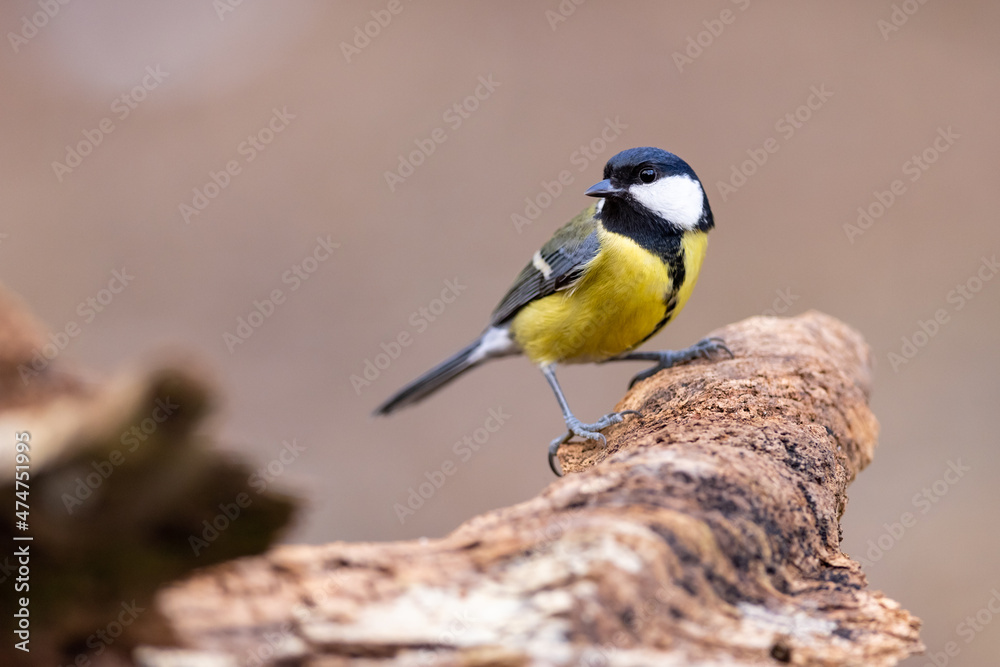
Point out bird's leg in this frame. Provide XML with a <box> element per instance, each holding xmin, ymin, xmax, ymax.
<box><xmin>610</xmin><ymin>337</ymin><xmax>733</xmax><ymax>389</ymax></box>
<box><xmin>541</xmin><ymin>364</ymin><xmax>640</xmax><ymax>476</ymax></box>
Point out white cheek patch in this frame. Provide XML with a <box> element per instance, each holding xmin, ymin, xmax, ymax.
<box><xmin>629</xmin><ymin>175</ymin><xmax>705</xmax><ymax>230</ymax></box>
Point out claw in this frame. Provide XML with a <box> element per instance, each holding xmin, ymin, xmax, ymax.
<box><xmin>628</xmin><ymin>366</ymin><xmax>659</xmax><ymax>389</ymax></box>
<box><xmin>548</xmin><ymin>433</ymin><xmax>570</xmax><ymax>476</ymax></box>
<box><xmin>696</xmin><ymin>337</ymin><xmax>733</xmax><ymax>360</ymax></box>
<box><xmin>628</xmin><ymin>337</ymin><xmax>732</xmax><ymax>387</ymax></box>
<box><xmin>548</xmin><ymin>409</ymin><xmax>641</xmax><ymax>476</ymax></box>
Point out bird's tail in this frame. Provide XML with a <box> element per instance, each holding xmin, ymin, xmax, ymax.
<box><xmin>373</xmin><ymin>328</ymin><xmax>516</xmax><ymax>415</ymax></box>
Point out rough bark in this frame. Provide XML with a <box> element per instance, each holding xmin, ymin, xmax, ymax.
<box><xmin>140</xmin><ymin>311</ymin><xmax>922</xmax><ymax>666</ymax></box>
<box><xmin>0</xmin><ymin>287</ymin><xmax>296</xmax><ymax>667</ymax></box>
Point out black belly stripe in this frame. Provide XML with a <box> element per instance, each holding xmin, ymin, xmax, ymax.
<box><xmin>663</xmin><ymin>293</ymin><xmax>678</xmax><ymax>320</ymax></box>
<box><xmin>637</xmin><ymin>291</ymin><xmax>677</xmax><ymax>345</ymax></box>
<box><xmin>596</xmin><ymin>204</ymin><xmax>693</xmax><ymax>349</ymax></box>
<box><xmin>634</xmin><ymin>246</ymin><xmax>686</xmax><ymax>348</ymax></box>
<box><xmin>663</xmin><ymin>243</ymin><xmax>686</xmax><ymax>296</ymax></box>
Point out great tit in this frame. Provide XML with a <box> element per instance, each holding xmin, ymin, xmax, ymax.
<box><xmin>375</xmin><ymin>146</ymin><xmax>730</xmax><ymax>475</ymax></box>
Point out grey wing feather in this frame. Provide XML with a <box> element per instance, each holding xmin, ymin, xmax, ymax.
<box><xmin>489</xmin><ymin>209</ymin><xmax>600</xmax><ymax>326</ymax></box>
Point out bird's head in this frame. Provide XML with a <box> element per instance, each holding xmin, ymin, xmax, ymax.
<box><xmin>586</xmin><ymin>147</ymin><xmax>713</xmax><ymax>233</ymax></box>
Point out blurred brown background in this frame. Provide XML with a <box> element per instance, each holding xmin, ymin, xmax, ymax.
<box><xmin>1</xmin><ymin>1</ymin><xmax>998</xmax><ymax>664</ymax></box>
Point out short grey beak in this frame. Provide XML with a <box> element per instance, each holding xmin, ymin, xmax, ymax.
<box><xmin>585</xmin><ymin>179</ymin><xmax>624</xmax><ymax>198</ymax></box>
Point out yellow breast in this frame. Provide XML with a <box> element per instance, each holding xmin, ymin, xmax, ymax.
<box><xmin>510</xmin><ymin>227</ymin><xmax>708</xmax><ymax>365</ymax></box>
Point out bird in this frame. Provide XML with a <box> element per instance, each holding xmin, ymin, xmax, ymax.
<box><xmin>374</xmin><ymin>146</ymin><xmax>731</xmax><ymax>475</ymax></box>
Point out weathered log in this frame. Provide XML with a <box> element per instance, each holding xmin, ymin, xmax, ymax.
<box><xmin>139</xmin><ymin>311</ymin><xmax>922</xmax><ymax>666</ymax></box>
<box><xmin>0</xmin><ymin>287</ymin><xmax>296</xmax><ymax>667</ymax></box>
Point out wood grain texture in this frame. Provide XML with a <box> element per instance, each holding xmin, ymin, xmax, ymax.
<box><xmin>145</xmin><ymin>311</ymin><xmax>921</xmax><ymax>667</ymax></box>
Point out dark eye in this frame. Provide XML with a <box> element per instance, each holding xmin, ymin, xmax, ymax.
<box><xmin>638</xmin><ymin>168</ymin><xmax>657</xmax><ymax>184</ymax></box>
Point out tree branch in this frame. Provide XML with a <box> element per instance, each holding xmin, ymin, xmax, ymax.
<box><xmin>140</xmin><ymin>311</ymin><xmax>922</xmax><ymax>666</ymax></box>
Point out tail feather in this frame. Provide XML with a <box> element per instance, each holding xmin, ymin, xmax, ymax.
<box><xmin>374</xmin><ymin>327</ymin><xmax>517</xmax><ymax>415</ymax></box>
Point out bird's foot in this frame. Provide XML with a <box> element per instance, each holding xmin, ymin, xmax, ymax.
<box><xmin>628</xmin><ymin>337</ymin><xmax>733</xmax><ymax>388</ymax></box>
<box><xmin>565</xmin><ymin>411</ymin><xmax>641</xmax><ymax>437</ymax></box>
<box><xmin>548</xmin><ymin>410</ymin><xmax>641</xmax><ymax>476</ymax></box>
